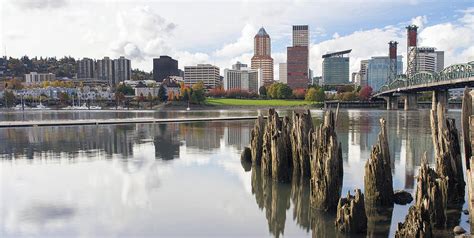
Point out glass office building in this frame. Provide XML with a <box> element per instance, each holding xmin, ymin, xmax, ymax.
<box><xmin>367</xmin><ymin>56</ymin><xmax>403</xmax><ymax>91</ymax></box>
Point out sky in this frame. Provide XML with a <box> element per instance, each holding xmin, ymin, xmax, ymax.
<box><xmin>1</xmin><ymin>0</ymin><xmax>473</xmax><ymax>80</ymax></box>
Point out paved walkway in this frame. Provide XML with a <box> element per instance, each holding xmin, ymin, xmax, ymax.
<box><xmin>0</xmin><ymin>116</ymin><xmax>261</xmax><ymax>128</ymax></box>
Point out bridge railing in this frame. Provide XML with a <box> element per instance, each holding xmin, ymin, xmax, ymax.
<box><xmin>375</xmin><ymin>61</ymin><xmax>474</xmax><ymax>94</ymax></box>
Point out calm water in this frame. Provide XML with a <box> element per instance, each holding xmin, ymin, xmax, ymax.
<box><xmin>0</xmin><ymin>109</ymin><xmax>469</xmax><ymax>237</ymax></box>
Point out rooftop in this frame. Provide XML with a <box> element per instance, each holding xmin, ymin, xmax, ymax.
<box><xmin>256</xmin><ymin>27</ymin><xmax>269</xmax><ymax>37</ymax></box>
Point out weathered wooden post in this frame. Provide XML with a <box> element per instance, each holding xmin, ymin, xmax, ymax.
<box><xmin>335</xmin><ymin>189</ymin><xmax>367</xmax><ymax>234</ymax></box>
<box><xmin>309</xmin><ymin>110</ymin><xmax>343</xmax><ymax>211</ymax></box>
<box><xmin>364</xmin><ymin>118</ymin><xmax>394</xmax><ymax>207</ymax></box>
<box><xmin>415</xmin><ymin>153</ymin><xmax>448</xmax><ymax>228</ymax></box>
<box><xmin>430</xmin><ymin>101</ymin><xmax>465</xmax><ymax>205</ymax></box>
<box><xmin>290</xmin><ymin>110</ymin><xmax>313</xmax><ymax>178</ymax></box>
<box><xmin>250</xmin><ymin>115</ymin><xmax>265</xmax><ymax>165</ymax></box>
<box><xmin>462</xmin><ymin>87</ymin><xmax>472</xmax><ymax>169</ymax></box>
<box><xmin>395</xmin><ymin>199</ymin><xmax>432</xmax><ymax>238</ymax></box>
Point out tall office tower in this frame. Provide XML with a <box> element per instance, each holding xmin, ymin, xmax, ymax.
<box><xmin>416</xmin><ymin>47</ymin><xmax>445</xmax><ymax>72</ymax></box>
<box><xmin>322</xmin><ymin>50</ymin><xmax>351</xmax><ymax>85</ymax></box>
<box><xmin>184</xmin><ymin>64</ymin><xmax>220</xmax><ymax>89</ymax></box>
<box><xmin>96</xmin><ymin>57</ymin><xmax>115</xmax><ymax>86</ymax></box>
<box><xmin>287</xmin><ymin>25</ymin><xmax>310</xmax><ymax>89</ymax></box>
<box><xmin>251</xmin><ymin>27</ymin><xmax>274</xmax><ymax>86</ymax></box>
<box><xmin>224</xmin><ymin>62</ymin><xmax>261</xmax><ymax>93</ymax></box>
<box><xmin>292</xmin><ymin>25</ymin><xmax>309</xmax><ymax>46</ymax></box>
<box><xmin>367</xmin><ymin>56</ymin><xmax>403</xmax><ymax>91</ymax></box>
<box><xmin>77</xmin><ymin>58</ymin><xmax>96</xmax><ymax>79</ymax></box>
<box><xmin>113</xmin><ymin>56</ymin><xmax>131</xmax><ymax>84</ymax></box>
<box><xmin>153</xmin><ymin>56</ymin><xmax>179</xmax><ymax>82</ymax></box>
<box><xmin>359</xmin><ymin>60</ymin><xmax>369</xmax><ymax>87</ymax></box>
<box><xmin>287</xmin><ymin>46</ymin><xmax>309</xmax><ymax>89</ymax></box>
<box><xmin>388</xmin><ymin>41</ymin><xmax>398</xmax><ymax>84</ymax></box>
<box><xmin>279</xmin><ymin>63</ymin><xmax>287</xmax><ymax>84</ymax></box>
<box><xmin>406</xmin><ymin>25</ymin><xmax>418</xmax><ymax>78</ymax></box>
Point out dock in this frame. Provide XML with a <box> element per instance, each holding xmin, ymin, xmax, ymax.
<box><xmin>0</xmin><ymin>116</ymin><xmax>261</xmax><ymax>128</ymax></box>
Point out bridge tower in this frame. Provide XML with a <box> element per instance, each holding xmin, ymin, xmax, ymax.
<box><xmin>388</xmin><ymin>41</ymin><xmax>398</xmax><ymax>84</ymax></box>
<box><xmin>406</xmin><ymin>25</ymin><xmax>418</xmax><ymax>78</ymax></box>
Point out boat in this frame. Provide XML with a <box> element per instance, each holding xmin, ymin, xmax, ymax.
<box><xmin>32</xmin><ymin>102</ymin><xmax>50</xmax><ymax>110</ymax></box>
<box><xmin>89</xmin><ymin>105</ymin><xmax>102</xmax><ymax>110</ymax></box>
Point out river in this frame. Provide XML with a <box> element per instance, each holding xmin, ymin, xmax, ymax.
<box><xmin>0</xmin><ymin>109</ymin><xmax>469</xmax><ymax>237</ymax></box>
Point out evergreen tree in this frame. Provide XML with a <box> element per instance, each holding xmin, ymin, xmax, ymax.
<box><xmin>158</xmin><ymin>84</ymin><xmax>168</xmax><ymax>102</ymax></box>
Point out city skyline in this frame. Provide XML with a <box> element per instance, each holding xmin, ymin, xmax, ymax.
<box><xmin>1</xmin><ymin>1</ymin><xmax>473</xmax><ymax>80</ymax></box>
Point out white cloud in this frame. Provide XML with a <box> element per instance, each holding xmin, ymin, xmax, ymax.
<box><xmin>411</xmin><ymin>15</ymin><xmax>428</xmax><ymax>29</ymax></box>
<box><xmin>10</xmin><ymin>0</ymin><xmax>68</xmax><ymax>9</ymax></box>
<box><xmin>214</xmin><ymin>24</ymin><xmax>255</xmax><ymax>58</ymax></box>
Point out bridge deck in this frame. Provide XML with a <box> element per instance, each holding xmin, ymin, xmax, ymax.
<box><xmin>0</xmin><ymin>116</ymin><xmax>261</xmax><ymax>128</ymax></box>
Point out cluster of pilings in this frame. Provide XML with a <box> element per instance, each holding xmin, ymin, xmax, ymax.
<box><xmin>395</xmin><ymin>93</ymin><xmax>466</xmax><ymax>236</ymax></box>
<box><xmin>241</xmin><ymin>99</ymin><xmax>466</xmax><ymax>235</ymax></box>
<box><xmin>245</xmin><ymin>109</ymin><xmax>345</xmax><ymax>208</ymax></box>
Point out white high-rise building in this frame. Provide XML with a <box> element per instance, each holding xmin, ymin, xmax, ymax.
<box><xmin>279</xmin><ymin>63</ymin><xmax>287</xmax><ymax>84</ymax></box>
<box><xmin>25</xmin><ymin>72</ymin><xmax>55</xmax><ymax>85</ymax></box>
<box><xmin>416</xmin><ymin>47</ymin><xmax>444</xmax><ymax>73</ymax></box>
<box><xmin>184</xmin><ymin>64</ymin><xmax>220</xmax><ymax>89</ymax></box>
<box><xmin>224</xmin><ymin>62</ymin><xmax>261</xmax><ymax>93</ymax></box>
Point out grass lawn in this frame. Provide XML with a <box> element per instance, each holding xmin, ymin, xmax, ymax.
<box><xmin>206</xmin><ymin>98</ymin><xmax>319</xmax><ymax>107</ymax></box>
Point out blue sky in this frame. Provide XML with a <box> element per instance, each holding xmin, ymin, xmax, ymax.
<box><xmin>1</xmin><ymin>0</ymin><xmax>473</xmax><ymax>78</ymax></box>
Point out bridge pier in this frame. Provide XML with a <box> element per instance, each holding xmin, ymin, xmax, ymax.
<box><xmin>432</xmin><ymin>90</ymin><xmax>449</xmax><ymax>110</ymax></box>
<box><xmin>403</xmin><ymin>93</ymin><xmax>418</xmax><ymax>111</ymax></box>
<box><xmin>385</xmin><ymin>96</ymin><xmax>399</xmax><ymax>110</ymax></box>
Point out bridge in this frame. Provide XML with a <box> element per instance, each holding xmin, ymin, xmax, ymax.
<box><xmin>373</xmin><ymin>61</ymin><xmax>474</xmax><ymax>110</ymax></box>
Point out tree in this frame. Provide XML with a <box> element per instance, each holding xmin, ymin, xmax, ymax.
<box><xmin>305</xmin><ymin>87</ymin><xmax>325</xmax><ymax>102</ymax></box>
<box><xmin>268</xmin><ymin>83</ymin><xmax>292</xmax><ymax>99</ymax></box>
<box><xmin>116</xmin><ymin>84</ymin><xmax>134</xmax><ymax>95</ymax></box>
<box><xmin>208</xmin><ymin>87</ymin><xmax>226</xmax><ymax>98</ymax></box>
<box><xmin>5</xmin><ymin>78</ymin><xmax>24</xmax><ymax>90</ymax></box>
<box><xmin>115</xmin><ymin>92</ymin><xmax>125</xmax><ymax>109</ymax></box>
<box><xmin>58</xmin><ymin>92</ymin><xmax>69</xmax><ymax>105</ymax></box>
<box><xmin>315</xmin><ymin>88</ymin><xmax>325</xmax><ymax>102</ymax></box>
<box><xmin>190</xmin><ymin>81</ymin><xmax>205</xmax><ymax>104</ymax></box>
<box><xmin>292</xmin><ymin>88</ymin><xmax>306</xmax><ymax>99</ymax></box>
<box><xmin>305</xmin><ymin>88</ymin><xmax>317</xmax><ymax>101</ymax></box>
<box><xmin>158</xmin><ymin>84</ymin><xmax>168</xmax><ymax>102</ymax></box>
<box><xmin>259</xmin><ymin>86</ymin><xmax>267</xmax><ymax>98</ymax></box>
<box><xmin>147</xmin><ymin>92</ymin><xmax>154</xmax><ymax>108</ymax></box>
<box><xmin>4</xmin><ymin>91</ymin><xmax>16</xmax><ymax>107</ymax></box>
<box><xmin>359</xmin><ymin>86</ymin><xmax>373</xmax><ymax>101</ymax></box>
<box><xmin>137</xmin><ymin>93</ymin><xmax>145</xmax><ymax>108</ymax></box>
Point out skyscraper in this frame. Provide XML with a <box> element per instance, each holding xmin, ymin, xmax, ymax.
<box><xmin>96</xmin><ymin>57</ymin><xmax>114</xmax><ymax>86</ymax></box>
<box><xmin>77</xmin><ymin>58</ymin><xmax>96</xmax><ymax>79</ymax></box>
<box><xmin>153</xmin><ymin>56</ymin><xmax>179</xmax><ymax>82</ymax></box>
<box><xmin>287</xmin><ymin>46</ymin><xmax>309</xmax><ymax>89</ymax></box>
<box><xmin>113</xmin><ymin>56</ymin><xmax>131</xmax><ymax>84</ymax></box>
<box><xmin>287</xmin><ymin>25</ymin><xmax>309</xmax><ymax>89</ymax></box>
<box><xmin>292</xmin><ymin>25</ymin><xmax>309</xmax><ymax>46</ymax></box>
<box><xmin>322</xmin><ymin>50</ymin><xmax>351</xmax><ymax>85</ymax></box>
<box><xmin>251</xmin><ymin>27</ymin><xmax>274</xmax><ymax>87</ymax></box>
